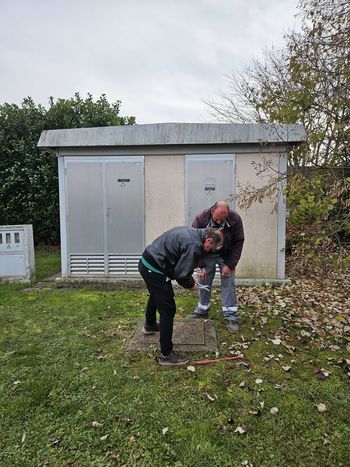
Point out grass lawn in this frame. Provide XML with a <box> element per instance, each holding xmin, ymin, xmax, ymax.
<box><xmin>0</xmin><ymin>250</ymin><xmax>349</xmax><ymax>466</ymax></box>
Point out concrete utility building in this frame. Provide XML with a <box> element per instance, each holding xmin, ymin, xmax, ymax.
<box><xmin>38</xmin><ymin>123</ymin><xmax>306</xmax><ymax>280</ymax></box>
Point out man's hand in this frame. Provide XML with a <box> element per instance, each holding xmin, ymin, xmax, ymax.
<box><xmin>190</xmin><ymin>282</ymin><xmax>198</xmax><ymax>291</ymax></box>
<box><xmin>221</xmin><ymin>265</ymin><xmax>234</xmax><ymax>278</ymax></box>
<box><xmin>197</xmin><ymin>268</ymin><xmax>206</xmax><ymax>281</ymax></box>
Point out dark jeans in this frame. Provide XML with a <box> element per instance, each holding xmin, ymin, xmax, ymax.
<box><xmin>138</xmin><ymin>259</ymin><xmax>176</xmax><ymax>356</ymax></box>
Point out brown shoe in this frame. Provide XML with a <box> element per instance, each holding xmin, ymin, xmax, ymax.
<box><xmin>159</xmin><ymin>350</ymin><xmax>189</xmax><ymax>366</ymax></box>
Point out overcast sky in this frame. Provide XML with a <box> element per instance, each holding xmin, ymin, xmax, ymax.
<box><xmin>1</xmin><ymin>0</ymin><xmax>299</xmax><ymax>124</ymax></box>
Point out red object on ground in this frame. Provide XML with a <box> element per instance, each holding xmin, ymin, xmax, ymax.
<box><xmin>192</xmin><ymin>355</ymin><xmax>244</xmax><ymax>365</ymax></box>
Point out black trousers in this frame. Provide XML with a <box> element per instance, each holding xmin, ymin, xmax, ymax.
<box><xmin>138</xmin><ymin>259</ymin><xmax>176</xmax><ymax>356</ymax></box>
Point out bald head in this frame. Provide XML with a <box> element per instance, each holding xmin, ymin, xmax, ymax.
<box><xmin>211</xmin><ymin>201</ymin><xmax>229</xmax><ymax>224</ymax></box>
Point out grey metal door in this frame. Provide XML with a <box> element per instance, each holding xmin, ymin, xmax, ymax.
<box><xmin>66</xmin><ymin>161</ymin><xmax>104</xmax><ymax>254</ymax></box>
<box><xmin>105</xmin><ymin>160</ymin><xmax>144</xmax><ymax>255</ymax></box>
<box><xmin>65</xmin><ymin>157</ymin><xmax>144</xmax><ymax>276</ymax></box>
<box><xmin>186</xmin><ymin>155</ymin><xmax>235</xmax><ymax>225</ymax></box>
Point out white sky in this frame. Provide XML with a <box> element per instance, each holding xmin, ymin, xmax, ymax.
<box><xmin>0</xmin><ymin>0</ymin><xmax>299</xmax><ymax>124</ymax></box>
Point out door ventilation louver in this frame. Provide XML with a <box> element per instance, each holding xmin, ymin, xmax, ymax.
<box><xmin>70</xmin><ymin>255</ymin><xmax>105</xmax><ymax>275</ymax></box>
<box><xmin>108</xmin><ymin>255</ymin><xmax>140</xmax><ymax>275</ymax></box>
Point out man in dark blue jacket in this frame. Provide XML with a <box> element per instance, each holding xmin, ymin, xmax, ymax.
<box><xmin>138</xmin><ymin>226</ymin><xmax>222</xmax><ymax>366</ymax></box>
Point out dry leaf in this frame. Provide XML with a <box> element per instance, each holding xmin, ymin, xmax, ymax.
<box><xmin>187</xmin><ymin>365</ymin><xmax>196</xmax><ymax>372</ymax></box>
<box><xmin>314</xmin><ymin>367</ymin><xmax>331</xmax><ymax>379</ymax></box>
<box><xmin>162</xmin><ymin>427</ymin><xmax>169</xmax><ymax>436</ymax></box>
<box><xmin>92</xmin><ymin>421</ymin><xmax>103</xmax><ymax>428</ymax></box>
<box><xmin>234</xmin><ymin>425</ymin><xmax>250</xmax><ymax>434</ymax></box>
<box><xmin>270</xmin><ymin>407</ymin><xmax>279</xmax><ymax>414</ymax></box>
<box><xmin>317</xmin><ymin>403</ymin><xmax>328</xmax><ymax>413</ymax></box>
<box><xmin>100</xmin><ymin>434</ymin><xmax>109</xmax><ymax>441</ymax></box>
<box><xmin>282</xmin><ymin>365</ymin><xmax>291</xmax><ymax>372</ymax></box>
<box><xmin>255</xmin><ymin>379</ymin><xmax>263</xmax><ymax>384</ymax></box>
<box><xmin>239</xmin><ymin>381</ymin><xmax>245</xmax><ymax>388</ymax></box>
<box><xmin>271</xmin><ymin>338</ymin><xmax>282</xmax><ymax>345</ymax></box>
<box><xmin>205</xmin><ymin>393</ymin><xmax>215</xmax><ymax>401</ymax></box>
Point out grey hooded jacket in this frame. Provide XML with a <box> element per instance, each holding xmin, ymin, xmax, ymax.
<box><xmin>142</xmin><ymin>226</ymin><xmax>206</xmax><ymax>288</ymax></box>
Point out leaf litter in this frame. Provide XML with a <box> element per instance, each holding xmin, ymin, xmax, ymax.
<box><xmin>238</xmin><ymin>268</ymin><xmax>350</xmax><ymax>358</ymax></box>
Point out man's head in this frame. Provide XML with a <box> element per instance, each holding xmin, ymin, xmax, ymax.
<box><xmin>203</xmin><ymin>227</ymin><xmax>223</xmax><ymax>252</ymax></box>
<box><xmin>211</xmin><ymin>201</ymin><xmax>229</xmax><ymax>224</ymax></box>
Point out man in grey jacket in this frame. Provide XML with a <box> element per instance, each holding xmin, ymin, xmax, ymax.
<box><xmin>138</xmin><ymin>226</ymin><xmax>222</xmax><ymax>366</ymax></box>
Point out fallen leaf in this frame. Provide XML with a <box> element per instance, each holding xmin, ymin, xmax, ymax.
<box><xmin>239</xmin><ymin>381</ymin><xmax>245</xmax><ymax>388</ymax></box>
<box><xmin>282</xmin><ymin>365</ymin><xmax>291</xmax><ymax>372</ymax></box>
<box><xmin>234</xmin><ymin>425</ymin><xmax>250</xmax><ymax>434</ymax></box>
<box><xmin>92</xmin><ymin>421</ymin><xmax>103</xmax><ymax>428</ymax></box>
<box><xmin>271</xmin><ymin>338</ymin><xmax>282</xmax><ymax>345</ymax></box>
<box><xmin>162</xmin><ymin>427</ymin><xmax>169</xmax><ymax>436</ymax></box>
<box><xmin>317</xmin><ymin>403</ymin><xmax>328</xmax><ymax>413</ymax></box>
<box><xmin>314</xmin><ymin>367</ymin><xmax>331</xmax><ymax>379</ymax></box>
<box><xmin>129</xmin><ymin>435</ymin><xmax>136</xmax><ymax>443</ymax></box>
<box><xmin>100</xmin><ymin>434</ymin><xmax>109</xmax><ymax>441</ymax></box>
<box><xmin>205</xmin><ymin>393</ymin><xmax>215</xmax><ymax>401</ymax></box>
<box><xmin>187</xmin><ymin>365</ymin><xmax>196</xmax><ymax>372</ymax></box>
<box><xmin>270</xmin><ymin>407</ymin><xmax>279</xmax><ymax>414</ymax></box>
<box><xmin>249</xmin><ymin>409</ymin><xmax>261</xmax><ymax>416</ymax></box>
<box><xmin>255</xmin><ymin>379</ymin><xmax>263</xmax><ymax>384</ymax></box>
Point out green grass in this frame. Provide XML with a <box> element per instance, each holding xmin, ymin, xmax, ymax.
<box><xmin>0</xmin><ymin>253</ymin><xmax>349</xmax><ymax>466</ymax></box>
<box><xmin>35</xmin><ymin>247</ymin><xmax>61</xmax><ymax>281</ymax></box>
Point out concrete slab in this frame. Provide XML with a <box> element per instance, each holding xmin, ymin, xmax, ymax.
<box><xmin>128</xmin><ymin>318</ymin><xmax>218</xmax><ymax>353</ymax></box>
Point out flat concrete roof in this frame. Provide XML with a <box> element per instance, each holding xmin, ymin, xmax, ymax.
<box><xmin>38</xmin><ymin>122</ymin><xmax>306</xmax><ymax>149</ymax></box>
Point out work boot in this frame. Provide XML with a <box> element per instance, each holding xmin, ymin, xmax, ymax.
<box><xmin>227</xmin><ymin>320</ymin><xmax>239</xmax><ymax>333</ymax></box>
<box><xmin>158</xmin><ymin>350</ymin><xmax>189</xmax><ymax>366</ymax></box>
<box><xmin>142</xmin><ymin>322</ymin><xmax>160</xmax><ymax>335</ymax></box>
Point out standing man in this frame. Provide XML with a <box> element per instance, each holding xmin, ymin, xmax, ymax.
<box><xmin>190</xmin><ymin>201</ymin><xmax>244</xmax><ymax>333</ymax></box>
<box><xmin>138</xmin><ymin>226</ymin><xmax>222</xmax><ymax>366</ymax></box>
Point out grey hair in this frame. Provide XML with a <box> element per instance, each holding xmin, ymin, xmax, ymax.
<box><xmin>205</xmin><ymin>228</ymin><xmax>223</xmax><ymax>249</ymax></box>
<box><xmin>211</xmin><ymin>201</ymin><xmax>230</xmax><ymax>211</ymax></box>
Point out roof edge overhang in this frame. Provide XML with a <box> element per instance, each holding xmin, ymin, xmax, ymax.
<box><xmin>44</xmin><ymin>142</ymin><xmax>299</xmax><ymax>156</ymax></box>
<box><xmin>38</xmin><ymin>122</ymin><xmax>307</xmax><ymax>151</ymax></box>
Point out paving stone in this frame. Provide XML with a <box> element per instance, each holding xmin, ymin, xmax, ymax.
<box><xmin>128</xmin><ymin>318</ymin><xmax>218</xmax><ymax>353</ymax></box>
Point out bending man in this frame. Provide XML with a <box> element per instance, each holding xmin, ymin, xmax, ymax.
<box><xmin>138</xmin><ymin>226</ymin><xmax>222</xmax><ymax>366</ymax></box>
<box><xmin>190</xmin><ymin>201</ymin><xmax>244</xmax><ymax>332</ymax></box>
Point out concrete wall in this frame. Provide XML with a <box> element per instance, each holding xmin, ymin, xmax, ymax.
<box><xmin>235</xmin><ymin>153</ymin><xmax>279</xmax><ymax>278</ymax></box>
